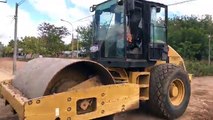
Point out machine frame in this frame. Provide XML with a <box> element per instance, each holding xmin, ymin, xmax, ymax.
<box><xmin>0</xmin><ymin>0</ymin><xmax>192</xmax><ymax>120</ymax></box>
<box><xmin>1</xmin><ymin>80</ymin><xmax>139</xmax><ymax>120</ymax></box>
<box><xmin>90</xmin><ymin>0</ymin><xmax>169</xmax><ymax>68</ymax></box>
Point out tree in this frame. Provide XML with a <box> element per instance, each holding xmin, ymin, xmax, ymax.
<box><xmin>76</xmin><ymin>23</ymin><xmax>93</xmax><ymax>51</ymax></box>
<box><xmin>3</xmin><ymin>46</ymin><xmax>13</xmax><ymax>57</ymax></box>
<box><xmin>168</xmin><ymin>15</ymin><xmax>212</xmax><ymax>60</ymax></box>
<box><xmin>0</xmin><ymin>42</ymin><xmax>4</xmax><ymax>57</ymax></box>
<box><xmin>2</xmin><ymin>23</ymin><xmax>70</xmax><ymax>57</ymax></box>
<box><xmin>21</xmin><ymin>36</ymin><xmax>46</xmax><ymax>55</ymax></box>
<box><xmin>7</xmin><ymin>39</ymin><xmax>22</xmax><ymax>48</ymax></box>
<box><xmin>2</xmin><ymin>39</ymin><xmax>23</xmax><ymax>57</ymax></box>
<box><xmin>38</xmin><ymin>22</ymin><xmax>70</xmax><ymax>56</ymax></box>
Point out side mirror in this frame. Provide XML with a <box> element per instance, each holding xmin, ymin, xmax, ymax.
<box><xmin>156</xmin><ymin>7</ymin><xmax>161</xmax><ymax>13</ymax></box>
<box><xmin>90</xmin><ymin>5</ymin><xmax>96</xmax><ymax>12</ymax></box>
<box><xmin>117</xmin><ymin>0</ymin><xmax>123</xmax><ymax>5</ymax></box>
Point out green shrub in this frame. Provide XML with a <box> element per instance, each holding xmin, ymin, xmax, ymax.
<box><xmin>185</xmin><ymin>60</ymin><xmax>213</xmax><ymax>77</ymax></box>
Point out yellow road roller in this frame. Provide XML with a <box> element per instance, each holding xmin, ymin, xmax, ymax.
<box><xmin>0</xmin><ymin>0</ymin><xmax>192</xmax><ymax>120</ymax></box>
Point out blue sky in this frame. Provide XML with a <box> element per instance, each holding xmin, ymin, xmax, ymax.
<box><xmin>0</xmin><ymin>0</ymin><xmax>212</xmax><ymax>45</ymax></box>
<box><xmin>6</xmin><ymin>0</ymin><xmax>81</xmax><ymax>23</ymax></box>
<box><xmin>21</xmin><ymin>1</ymin><xmax>51</xmax><ymax>21</ymax></box>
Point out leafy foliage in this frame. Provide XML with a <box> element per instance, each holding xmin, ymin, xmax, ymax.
<box><xmin>20</xmin><ymin>37</ymin><xmax>46</xmax><ymax>55</ymax></box>
<box><xmin>1</xmin><ymin>15</ymin><xmax>213</xmax><ymax>72</ymax></box>
<box><xmin>2</xmin><ymin>40</ymin><xmax>21</xmax><ymax>57</ymax></box>
<box><xmin>38</xmin><ymin>22</ymin><xmax>70</xmax><ymax>56</ymax></box>
<box><xmin>0</xmin><ymin>42</ymin><xmax>4</xmax><ymax>57</ymax></box>
<box><xmin>3</xmin><ymin>23</ymin><xmax>70</xmax><ymax>57</ymax></box>
<box><xmin>76</xmin><ymin>23</ymin><xmax>93</xmax><ymax>51</ymax></box>
<box><xmin>168</xmin><ymin>15</ymin><xmax>213</xmax><ymax>60</ymax></box>
<box><xmin>167</xmin><ymin>15</ymin><xmax>213</xmax><ymax>76</ymax></box>
<box><xmin>185</xmin><ymin>60</ymin><xmax>213</xmax><ymax>76</ymax></box>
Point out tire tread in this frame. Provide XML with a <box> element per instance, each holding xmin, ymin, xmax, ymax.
<box><xmin>149</xmin><ymin>63</ymin><xmax>189</xmax><ymax>119</ymax></box>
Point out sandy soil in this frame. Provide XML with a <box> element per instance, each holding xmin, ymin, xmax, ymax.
<box><xmin>115</xmin><ymin>76</ymin><xmax>213</xmax><ymax>120</ymax></box>
<box><xmin>0</xmin><ymin>58</ymin><xmax>213</xmax><ymax>120</ymax></box>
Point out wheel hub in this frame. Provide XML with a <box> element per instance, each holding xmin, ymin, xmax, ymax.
<box><xmin>169</xmin><ymin>79</ymin><xmax>185</xmax><ymax>106</ymax></box>
<box><xmin>170</xmin><ymin>85</ymin><xmax>178</xmax><ymax>97</ymax></box>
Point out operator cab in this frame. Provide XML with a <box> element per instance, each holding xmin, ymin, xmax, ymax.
<box><xmin>90</xmin><ymin>0</ymin><xmax>168</xmax><ymax>68</ymax></box>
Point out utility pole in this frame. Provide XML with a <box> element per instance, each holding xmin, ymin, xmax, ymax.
<box><xmin>13</xmin><ymin>0</ymin><xmax>26</xmax><ymax>74</ymax></box>
<box><xmin>77</xmin><ymin>35</ymin><xmax>79</xmax><ymax>52</ymax></box>
<box><xmin>13</xmin><ymin>3</ymin><xmax>18</xmax><ymax>75</ymax></box>
<box><xmin>60</xmin><ymin>19</ymin><xmax>74</xmax><ymax>51</ymax></box>
<box><xmin>208</xmin><ymin>35</ymin><xmax>211</xmax><ymax>65</ymax></box>
<box><xmin>77</xmin><ymin>34</ymin><xmax>79</xmax><ymax>58</ymax></box>
<box><xmin>72</xmin><ymin>34</ymin><xmax>74</xmax><ymax>51</ymax></box>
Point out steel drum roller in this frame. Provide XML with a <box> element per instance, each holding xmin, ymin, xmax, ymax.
<box><xmin>12</xmin><ymin>58</ymin><xmax>114</xmax><ymax>99</ymax></box>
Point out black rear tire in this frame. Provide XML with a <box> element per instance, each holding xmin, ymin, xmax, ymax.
<box><xmin>149</xmin><ymin>64</ymin><xmax>191</xmax><ymax>119</ymax></box>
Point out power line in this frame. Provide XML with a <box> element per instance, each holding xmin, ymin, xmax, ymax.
<box><xmin>10</xmin><ymin>17</ymin><xmax>14</xmax><ymax>24</ymax></box>
<box><xmin>71</xmin><ymin>0</ymin><xmax>199</xmax><ymax>23</ymax></box>
<box><xmin>72</xmin><ymin>15</ymin><xmax>93</xmax><ymax>23</ymax></box>
<box><xmin>76</xmin><ymin>19</ymin><xmax>92</xmax><ymax>23</ymax></box>
<box><xmin>66</xmin><ymin>0</ymin><xmax>199</xmax><ymax>25</ymax></box>
<box><xmin>168</xmin><ymin>0</ymin><xmax>199</xmax><ymax>6</ymax></box>
<box><xmin>18</xmin><ymin>0</ymin><xmax>26</xmax><ymax>6</ymax></box>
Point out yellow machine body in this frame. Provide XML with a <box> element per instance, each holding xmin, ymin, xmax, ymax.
<box><xmin>107</xmin><ymin>46</ymin><xmax>192</xmax><ymax>101</ymax></box>
<box><xmin>1</xmin><ymin>80</ymin><xmax>139</xmax><ymax>120</ymax></box>
<box><xmin>0</xmin><ymin>47</ymin><xmax>191</xmax><ymax>120</ymax></box>
<box><xmin>0</xmin><ymin>47</ymin><xmax>192</xmax><ymax>120</ymax></box>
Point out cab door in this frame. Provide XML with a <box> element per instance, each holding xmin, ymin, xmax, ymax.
<box><xmin>148</xmin><ymin>4</ymin><xmax>168</xmax><ymax>61</ymax></box>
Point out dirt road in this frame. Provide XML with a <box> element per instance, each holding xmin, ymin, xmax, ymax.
<box><xmin>0</xmin><ymin>58</ymin><xmax>213</xmax><ymax>120</ymax></box>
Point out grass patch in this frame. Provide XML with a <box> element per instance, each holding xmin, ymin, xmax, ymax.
<box><xmin>185</xmin><ymin>60</ymin><xmax>213</xmax><ymax>77</ymax></box>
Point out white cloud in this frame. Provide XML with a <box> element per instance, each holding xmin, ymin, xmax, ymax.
<box><xmin>0</xmin><ymin>3</ymin><xmax>37</xmax><ymax>45</ymax></box>
<box><xmin>0</xmin><ymin>4</ymin><xmax>14</xmax><ymax>45</ymax></box>
<box><xmin>28</xmin><ymin>0</ymin><xmax>93</xmax><ymax>23</ymax></box>
<box><xmin>18</xmin><ymin>8</ymin><xmax>38</xmax><ymax>38</ymax></box>
<box><xmin>168</xmin><ymin>0</ymin><xmax>213</xmax><ymax>16</ymax></box>
<box><xmin>28</xmin><ymin>0</ymin><xmax>95</xmax><ymax>44</ymax></box>
<box><xmin>70</xmin><ymin>0</ymin><xmax>105</xmax><ymax>8</ymax></box>
<box><xmin>150</xmin><ymin>0</ymin><xmax>213</xmax><ymax>16</ymax></box>
<box><xmin>29</xmin><ymin>0</ymin><xmax>69</xmax><ymax>21</ymax></box>
<box><xmin>1</xmin><ymin>0</ymin><xmax>213</xmax><ymax>45</ymax></box>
